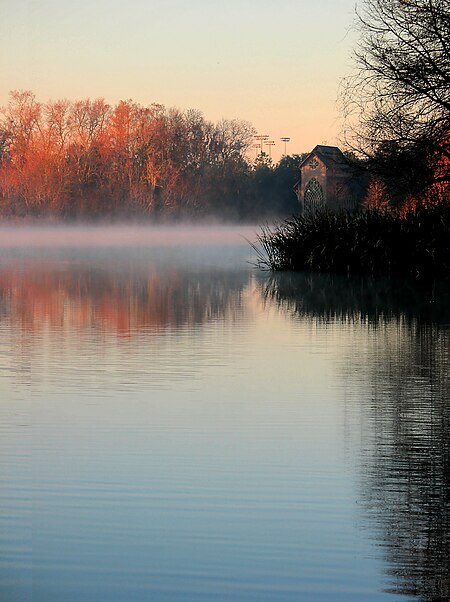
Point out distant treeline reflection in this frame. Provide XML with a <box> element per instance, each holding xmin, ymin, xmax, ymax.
<box><xmin>0</xmin><ymin>263</ymin><xmax>249</xmax><ymax>334</ymax></box>
<box><xmin>259</xmin><ymin>271</ymin><xmax>450</xmax><ymax>325</ymax></box>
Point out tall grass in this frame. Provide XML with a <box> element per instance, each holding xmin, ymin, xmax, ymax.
<box><xmin>255</xmin><ymin>202</ymin><xmax>450</xmax><ymax>278</ymax></box>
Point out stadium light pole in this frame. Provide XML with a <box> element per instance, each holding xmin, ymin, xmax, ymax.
<box><xmin>254</xmin><ymin>134</ymin><xmax>269</xmax><ymax>154</ymax></box>
<box><xmin>264</xmin><ymin>140</ymin><xmax>276</xmax><ymax>159</ymax></box>
<box><xmin>280</xmin><ymin>137</ymin><xmax>290</xmax><ymax>156</ymax></box>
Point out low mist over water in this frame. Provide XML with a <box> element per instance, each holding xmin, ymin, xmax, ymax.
<box><xmin>0</xmin><ymin>226</ymin><xmax>448</xmax><ymax>601</ymax></box>
<box><xmin>0</xmin><ymin>224</ymin><xmax>260</xmax><ymax>249</ymax></box>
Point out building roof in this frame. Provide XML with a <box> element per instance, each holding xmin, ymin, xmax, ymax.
<box><xmin>299</xmin><ymin>145</ymin><xmax>348</xmax><ymax>169</ymax></box>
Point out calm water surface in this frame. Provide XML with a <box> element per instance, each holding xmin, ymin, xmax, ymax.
<box><xmin>0</xmin><ymin>226</ymin><xmax>448</xmax><ymax>601</ymax></box>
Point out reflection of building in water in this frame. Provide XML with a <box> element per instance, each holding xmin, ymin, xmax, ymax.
<box><xmin>295</xmin><ymin>145</ymin><xmax>368</xmax><ymax>213</ymax></box>
<box><xmin>258</xmin><ymin>272</ymin><xmax>450</xmax><ymax>601</ymax></box>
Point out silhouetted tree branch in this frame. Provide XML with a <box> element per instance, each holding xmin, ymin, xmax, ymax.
<box><xmin>342</xmin><ymin>0</ymin><xmax>450</xmax><ymax>197</ymax></box>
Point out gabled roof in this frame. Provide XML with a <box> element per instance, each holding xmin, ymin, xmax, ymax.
<box><xmin>299</xmin><ymin>145</ymin><xmax>348</xmax><ymax>169</ymax></box>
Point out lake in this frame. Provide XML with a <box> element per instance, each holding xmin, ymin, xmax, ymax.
<box><xmin>0</xmin><ymin>225</ymin><xmax>448</xmax><ymax>601</ymax></box>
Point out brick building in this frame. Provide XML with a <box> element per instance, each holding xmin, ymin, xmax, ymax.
<box><xmin>295</xmin><ymin>145</ymin><xmax>368</xmax><ymax>213</ymax></box>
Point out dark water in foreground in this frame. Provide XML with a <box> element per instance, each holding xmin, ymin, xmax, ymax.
<box><xmin>0</xmin><ymin>226</ymin><xmax>448</xmax><ymax>601</ymax></box>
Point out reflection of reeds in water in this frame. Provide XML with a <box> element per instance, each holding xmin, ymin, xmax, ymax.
<box><xmin>0</xmin><ymin>264</ymin><xmax>250</xmax><ymax>336</ymax></box>
<box><xmin>258</xmin><ymin>270</ymin><xmax>450</xmax><ymax>325</ymax></box>
<box><xmin>258</xmin><ymin>271</ymin><xmax>450</xmax><ymax>600</ymax></box>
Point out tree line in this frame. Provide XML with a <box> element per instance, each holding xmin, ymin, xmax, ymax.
<box><xmin>0</xmin><ymin>90</ymin><xmax>301</xmax><ymax>220</ymax></box>
<box><xmin>1</xmin><ymin>1</ymin><xmax>448</xmax><ymax>220</ymax></box>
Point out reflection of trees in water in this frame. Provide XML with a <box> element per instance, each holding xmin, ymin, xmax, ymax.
<box><xmin>359</xmin><ymin>324</ymin><xmax>450</xmax><ymax>601</ymax></box>
<box><xmin>258</xmin><ymin>272</ymin><xmax>450</xmax><ymax>601</ymax></box>
<box><xmin>0</xmin><ymin>262</ymin><xmax>250</xmax><ymax>336</ymax></box>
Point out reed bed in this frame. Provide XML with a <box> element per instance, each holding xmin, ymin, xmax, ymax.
<box><xmin>255</xmin><ymin>203</ymin><xmax>450</xmax><ymax>278</ymax></box>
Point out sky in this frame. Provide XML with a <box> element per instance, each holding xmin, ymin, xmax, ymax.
<box><xmin>0</xmin><ymin>0</ymin><xmax>359</xmax><ymax>162</ymax></box>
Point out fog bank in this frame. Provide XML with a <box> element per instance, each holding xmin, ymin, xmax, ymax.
<box><xmin>0</xmin><ymin>224</ymin><xmax>261</xmax><ymax>248</ymax></box>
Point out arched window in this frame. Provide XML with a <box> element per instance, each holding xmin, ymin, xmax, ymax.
<box><xmin>304</xmin><ymin>178</ymin><xmax>324</xmax><ymax>213</ymax></box>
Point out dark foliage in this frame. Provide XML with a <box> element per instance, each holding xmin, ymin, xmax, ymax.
<box><xmin>255</xmin><ymin>202</ymin><xmax>450</xmax><ymax>278</ymax></box>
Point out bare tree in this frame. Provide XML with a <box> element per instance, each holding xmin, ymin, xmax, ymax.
<box><xmin>214</xmin><ymin>118</ymin><xmax>256</xmax><ymax>163</ymax></box>
<box><xmin>1</xmin><ymin>90</ymin><xmax>42</xmax><ymax>160</ymax></box>
<box><xmin>343</xmin><ymin>0</ymin><xmax>450</xmax><ymax>195</ymax></box>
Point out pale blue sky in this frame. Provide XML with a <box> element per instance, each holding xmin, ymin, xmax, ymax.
<box><xmin>0</xmin><ymin>0</ymin><xmax>358</xmax><ymax>159</ymax></box>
